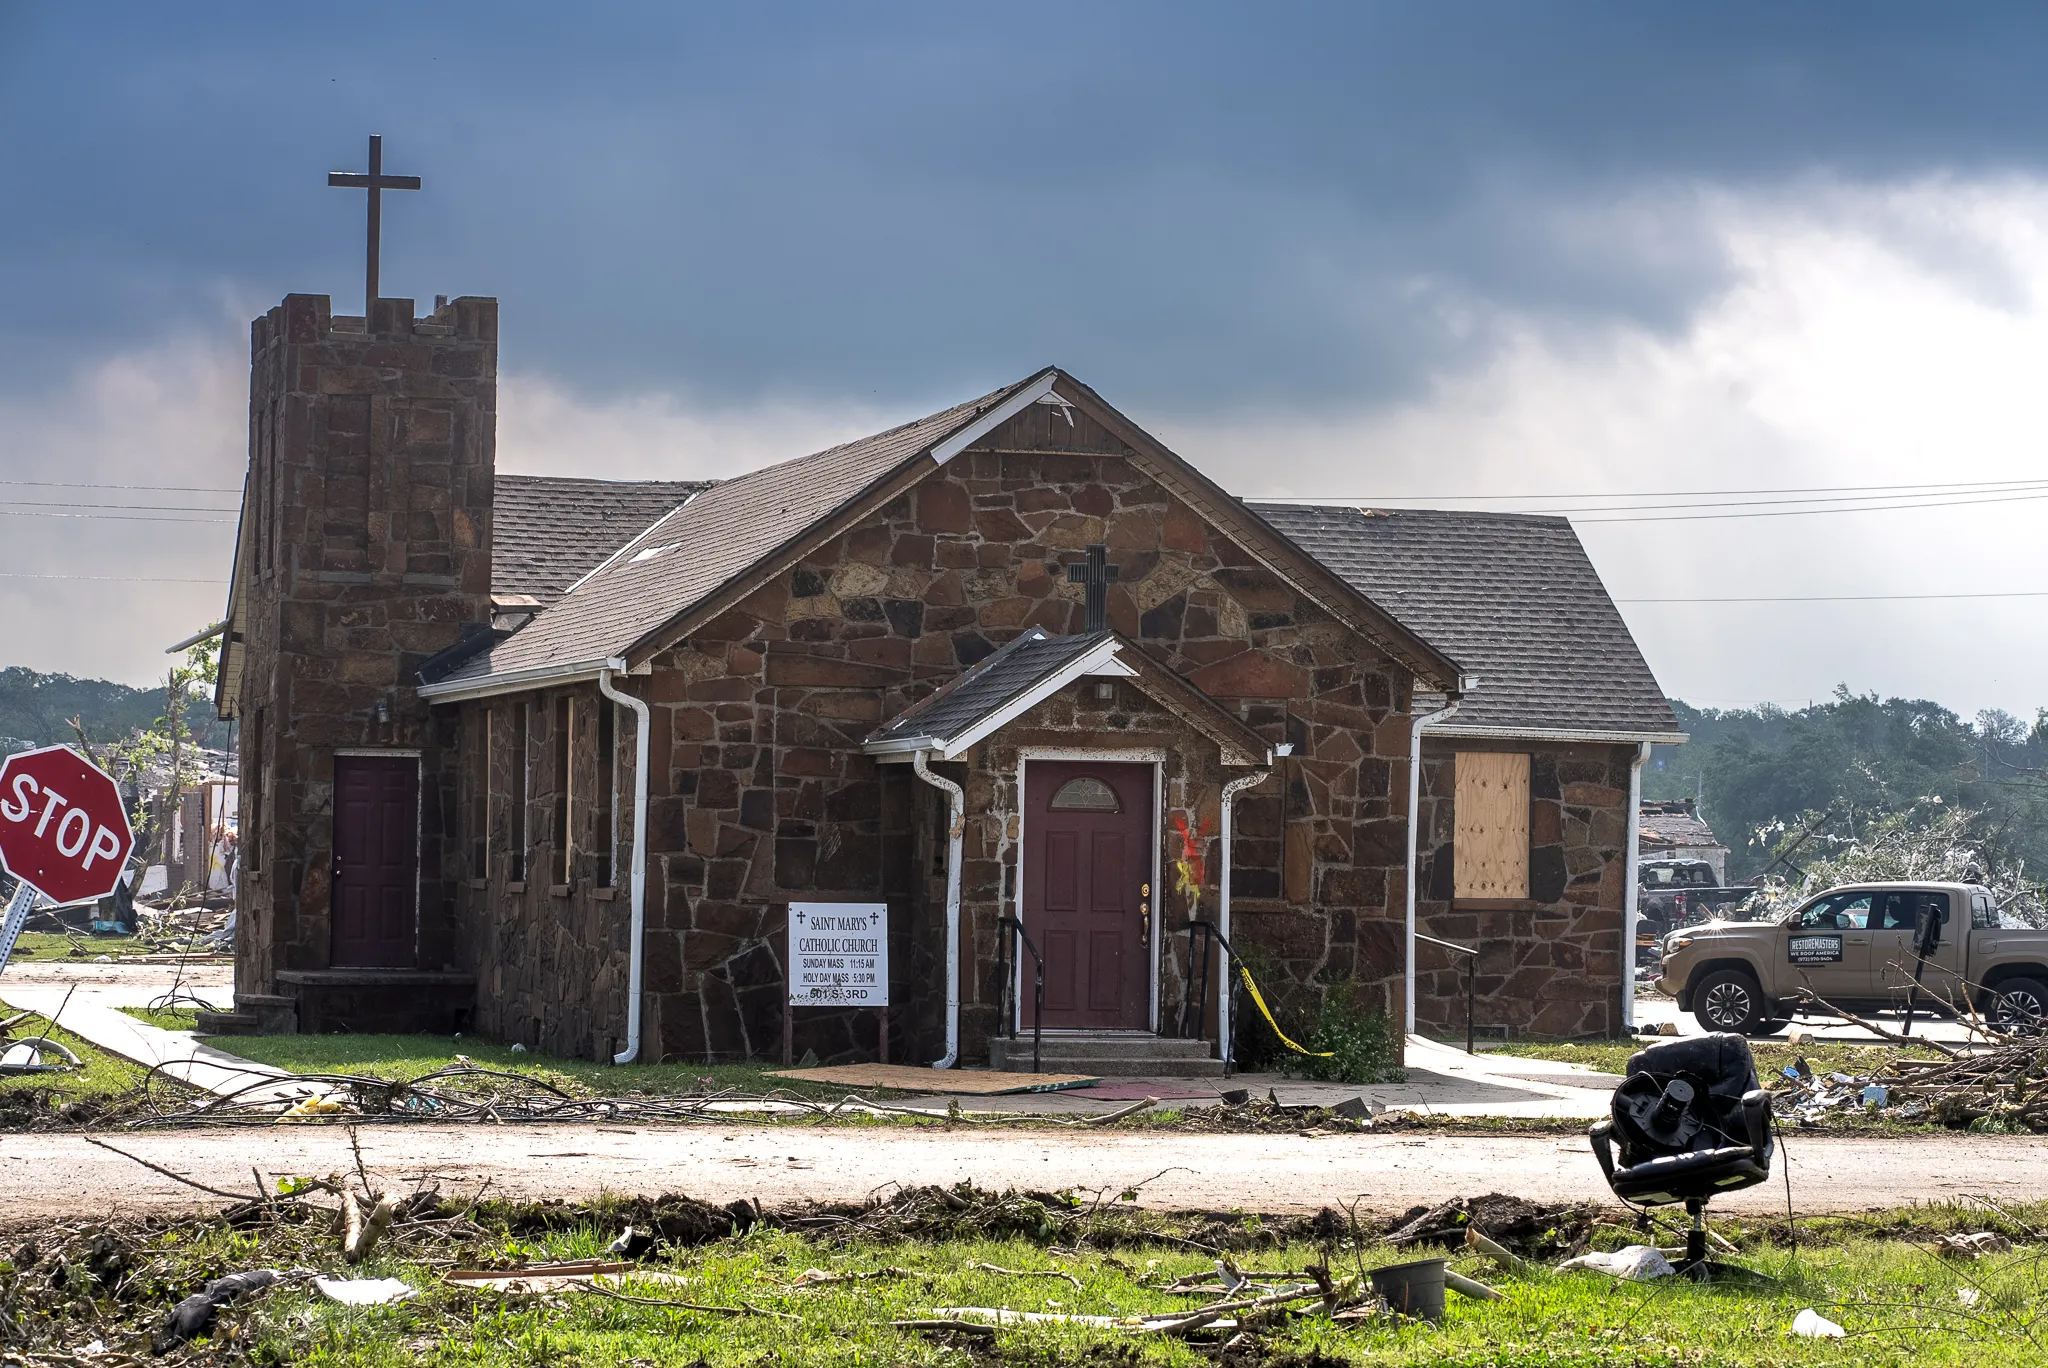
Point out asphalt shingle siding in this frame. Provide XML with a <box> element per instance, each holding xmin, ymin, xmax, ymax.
<box><xmin>1253</xmin><ymin>504</ymin><xmax>1682</xmax><ymax>739</ymax></box>
<box><xmin>491</xmin><ymin>475</ymin><xmax>708</xmax><ymax>603</ymax></box>
<box><xmin>868</xmin><ymin>630</ymin><xmax>1107</xmax><ymax>748</ymax></box>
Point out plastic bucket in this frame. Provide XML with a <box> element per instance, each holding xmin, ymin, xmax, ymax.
<box><xmin>1370</xmin><ymin>1257</ymin><xmax>1447</xmax><ymax>1321</ymax></box>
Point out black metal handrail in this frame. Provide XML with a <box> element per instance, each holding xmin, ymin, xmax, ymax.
<box><xmin>995</xmin><ymin>915</ymin><xmax>1044</xmax><ymax>1073</ymax></box>
<box><xmin>1416</xmin><ymin>931</ymin><xmax>1479</xmax><ymax>1055</ymax></box>
<box><xmin>1180</xmin><ymin>920</ymin><xmax>1243</xmax><ymax>1075</ymax></box>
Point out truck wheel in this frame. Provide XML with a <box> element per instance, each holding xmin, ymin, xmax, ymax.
<box><xmin>1692</xmin><ymin>969</ymin><xmax>1766</xmax><ymax>1035</ymax></box>
<box><xmin>1987</xmin><ymin>977</ymin><xmax>2048</xmax><ymax>1034</ymax></box>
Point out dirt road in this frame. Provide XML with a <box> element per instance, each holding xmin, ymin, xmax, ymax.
<box><xmin>8</xmin><ymin>1125</ymin><xmax>2043</xmax><ymax>1228</ymax></box>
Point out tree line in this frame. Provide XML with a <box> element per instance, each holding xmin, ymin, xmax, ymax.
<box><xmin>1645</xmin><ymin>689</ymin><xmax>2048</xmax><ymax>891</ymax></box>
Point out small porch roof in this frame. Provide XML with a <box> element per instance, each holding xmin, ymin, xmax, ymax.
<box><xmin>863</xmin><ymin>629</ymin><xmax>1271</xmax><ymax>767</ymax></box>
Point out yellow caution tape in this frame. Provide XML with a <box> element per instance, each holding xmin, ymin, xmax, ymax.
<box><xmin>1236</xmin><ymin>964</ymin><xmax>1334</xmax><ymax>1058</ymax></box>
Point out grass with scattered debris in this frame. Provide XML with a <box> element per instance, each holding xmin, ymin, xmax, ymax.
<box><xmin>1483</xmin><ymin>1037</ymin><xmax>1953</xmax><ymax>1080</ymax></box>
<box><xmin>5</xmin><ymin>1189</ymin><xmax>2045</xmax><ymax>1366</ymax></box>
<box><xmin>203</xmin><ymin>1031</ymin><xmax>910</xmax><ymax>1102</ymax></box>
<box><xmin>0</xmin><ymin>998</ymin><xmax>195</xmax><ymax>1127</ymax></box>
<box><xmin>119</xmin><ymin>1005</ymin><xmax>202</xmax><ymax>1031</ymax></box>
<box><xmin>4</xmin><ymin>930</ymin><xmax>149</xmax><ymax>961</ymax></box>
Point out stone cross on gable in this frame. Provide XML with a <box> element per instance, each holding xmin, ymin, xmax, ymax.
<box><xmin>1066</xmin><ymin>544</ymin><xmax>1120</xmax><ymax>633</ymax></box>
<box><xmin>328</xmin><ymin>134</ymin><xmax>421</xmax><ymax>316</ymax></box>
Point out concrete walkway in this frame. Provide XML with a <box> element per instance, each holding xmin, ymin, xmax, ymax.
<box><xmin>0</xmin><ymin>966</ymin><xmax>310</xmax><ymax>1104</ymax></box>
<box><xmin>4</xmin><ymin>961</ymin><xmax>1624</xmax><ymax>1118</ymax></box>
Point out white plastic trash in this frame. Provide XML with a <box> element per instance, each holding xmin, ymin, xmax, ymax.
<box><xmin>1791</xmin><ymin>1308</ymin><xmax>1845</xmax><ymax>1338</ymax></box>
<box><xmin>314</xmin><ymin>1276</ymin><xmax>415</xmax><ymax>1305</ymax></box>
<box><xmin>1555</xmin><ymin>1245</ymin><xmax>1675</xmax><ymax>1281</ymax></box>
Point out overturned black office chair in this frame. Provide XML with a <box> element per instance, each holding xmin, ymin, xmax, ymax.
<box><xmin>1589</xmin><ymin>1033</ymin><xmax>1775</xmax><ymax>1281</ymax></box>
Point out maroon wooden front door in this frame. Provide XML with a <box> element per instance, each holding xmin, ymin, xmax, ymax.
<box><xmin>1023</xmin><ymin>760</ymin><xmax>1153</xmax><ymax>1030</ymax></box>
<box><xmin>331</xmin><ymin>755</ymin><xmax>419</xmax><ymax>968</ymax></box>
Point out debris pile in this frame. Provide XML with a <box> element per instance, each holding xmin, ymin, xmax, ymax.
<box><xmin>1769</xmin><ymin>1038</ymin><xmax>2048</xmax><ymax>1133</ymax></box>
<box><xmin>1383</xmin><ymin>1194</ymin><xmax>1596</xmax><ymax>1262</ymax></box>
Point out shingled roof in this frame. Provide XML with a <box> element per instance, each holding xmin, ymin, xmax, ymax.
<box><xmin>867</xmin><ymin>630</ymin><xmax>1114</xmax><ymax>756</ymax></box>
<box><xmin>865</xmin><ymin>628</ymin><xmax>1270</xmax><ymax>765</ymax></box>
<box><xmin>430</xmin><ymin>379</ymin><xmax>1032</xmax><ymax>688</ymax></box>
<box><xmin>491</xmin><ymin>475</ymin><xmax>709</xmax><ymax>604</ymax></box>
<box><xmin>1252</xmin><ymin>504</ymin><xmax>1684</xmax><ymax>741</ymax></box>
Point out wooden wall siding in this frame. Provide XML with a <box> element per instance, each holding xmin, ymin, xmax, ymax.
<box><xmin>1416</xmin><ymin>740</ymin><xmax>1633</xmax><ymax>1038</ymax></box>
<box><xmin>457</xmin><ymin>431</ymin><xmax>1416</xmax><ymax>1064</ymax></box>
<box><xmin>1453</xmin><ymin>752</ymin><xmax>1530</xmax><ymax>899</ymax></box>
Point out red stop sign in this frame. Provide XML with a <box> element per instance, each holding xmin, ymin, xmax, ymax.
<box><xmin>0</xmin><ymin>745</ymin><xmax>136</xmax><ymax>905</ymax></box>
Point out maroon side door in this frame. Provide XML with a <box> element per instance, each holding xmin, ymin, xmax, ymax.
<box><xmin>331</xmin><ymin>755</ymin><xmax>419</xmax><ymax>968</ymax></box>
<box><xmin>1022</xmin><ymin>760</ymin><xmax>1153</xmax><ymax>1030</ymax></box>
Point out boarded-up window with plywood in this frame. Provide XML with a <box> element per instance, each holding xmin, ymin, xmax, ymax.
<box><xmin>1454</xmin><ymin>752</ymin><xmax>1530</xmax><ymax>900</ymax></box>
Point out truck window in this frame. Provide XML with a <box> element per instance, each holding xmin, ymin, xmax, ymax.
<box><xmin>1687</xmin><ymin>867</ymin><xmax>1715</xmax><ymax>887</ymax></box>
<box><xmin>1872</xmin><ymin>891</ymin><xmax>1948</xmax><ymax>931</ymax></box>
<box><xmin>1973</xmin><ymin>893</ymin><xmax>1996</xmax><ymax>930</ymax></box>
<box><xmin>1798</xmin><ymin>892</ymin><xmax>1872</xmax><ymax>930</ymax></box>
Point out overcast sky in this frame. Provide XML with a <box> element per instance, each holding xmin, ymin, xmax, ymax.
<box><xmin>6</xmin><ymin>3</ymin><xmax>2048</xmax><ymax>720</ymax></box>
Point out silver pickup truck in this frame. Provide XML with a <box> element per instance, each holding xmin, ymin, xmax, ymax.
<box><xmin>1657</xmin><ymin>881</ymin><xmax>2048</xmax><ymax>1035</ymax></box>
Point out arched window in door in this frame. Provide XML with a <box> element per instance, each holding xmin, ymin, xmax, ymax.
<box><xmin>1048</xmin><ymin>775</ymin><xmax>1121</xmax><ymax>812</ymax></box>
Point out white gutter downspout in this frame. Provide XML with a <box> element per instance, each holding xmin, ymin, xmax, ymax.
<box><xmin>913</xmin><ymin>750</ymin><xmax>965</xmax><ymax>1069</ymax></box>
<box><xmin>1217</xmin><ymin>764</ymin><xmax>1272</xmax><ymax>1073</ymax></box>
<box><xmin>1405</xmin><ymin>700</ymin><xmax>1460</xmax><ymax>1034</ymax></box>
<box><xmin>599</xmin><ymin>665</ymin><xmax>650</xmax><ymax>1065</ymax></box>
<box><xmin>1622</xmin><ymin>741</ymin><xmax>1653</xmax><ymax>1033</ymax></box>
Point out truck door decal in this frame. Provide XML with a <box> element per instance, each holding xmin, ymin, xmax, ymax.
<box><xmin>1789</xmin><ymin>934</ymin><xmax>1844</xmax><ymax>965</ymax></box>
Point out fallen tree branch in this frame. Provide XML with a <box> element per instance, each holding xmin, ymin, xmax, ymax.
<box><xmin>969</xmin><ymin>1262</ymin><xmax>1083</xmax><ymax>1289</ymax></box>
<box><xmin>1797</xmin><ymin>990</ymin><xmax>1961</xmax><ymax>1057</ymax></box>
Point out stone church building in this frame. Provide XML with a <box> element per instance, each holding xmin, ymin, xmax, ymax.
<box><xmin>209</xmin><ymin>288</ymin><xmax>1682</xmax><ymax>1071</ymax></box>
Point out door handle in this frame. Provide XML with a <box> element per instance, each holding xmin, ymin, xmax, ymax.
<box><xmin>333</xmin><ymin>858</ymin><xmax>343</xmax><ymax>882</ymax></box>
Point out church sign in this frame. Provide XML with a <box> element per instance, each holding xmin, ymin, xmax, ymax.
<box><xmin>787</xmin><ymin>902</ymin><xmax>890</xmax><ymax>1007</ymax></box>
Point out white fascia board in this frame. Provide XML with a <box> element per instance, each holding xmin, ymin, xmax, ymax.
<box><xmin>864</xmin><ymin>737</ymin><xmax>936</xmax><ymax>759</ymax></box>
<box><xmin>416</xmin><ymin>656</ymin><xmax>628</xmax><ymax>704</ymax></box>
<box><xmin>937</xmin><ymin>637</ymin><xmax>1127</xmax><ymax>758</ymax></box>
<box><xmin>930</xmin><ymin>373</ymin><xmax>1061</xmax><ymax>464</ymax></box>
<box><xmin>1420</xmin><ymin>722</ymin><xmax>1691</xmax><ymax>745</ymax></box>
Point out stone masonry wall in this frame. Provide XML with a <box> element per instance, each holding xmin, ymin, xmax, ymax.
<box><xmin>234</xmin><ymin>294</ymin><xmax>497</xmax><ymax>1005</ymax></box>
<box><xmin>454</xmin><ymin>403</ymin><xmax>1418</xmax><ymax>1065</ymax></box>
<box><xmin>1413</xmin><ymin>738</ymin><xmax>1634</xmax><ymax>1038</ymax></box>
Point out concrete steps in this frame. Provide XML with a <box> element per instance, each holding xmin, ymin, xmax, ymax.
<box><xmin>989</xmin><ymin>1033</ymin><xmax>1224</xmax><ymax>1077</ymax></box>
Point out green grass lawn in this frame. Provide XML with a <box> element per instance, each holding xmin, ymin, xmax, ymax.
<box><xmin>208</xmin><ymin>1031</ymin><xmax>905</xmax><ymax>1102</ymax></box>
<box><xmin>1478</xmin><ymin>1037</ymin><xmax>1951</xmax><ymax>1082</ymax></box>
<box><xmin>7</xmin><ymin>1196</ymin><xmax>2044</xmax><ymax>1365</ymax></box>
<box><xmin>118</xmin><ymin>1004</ymin><xmax>201</xmax><ymax>1030</ymax></box>
<box><xmin>5</xmin><ymin>930</ymin><xmax>149</xmax><ymax>961</ymax></box>
<box><xmin>0</xmin><ymin>998</ymin><xmax>171</xmax><ymax>1121</ymax></box>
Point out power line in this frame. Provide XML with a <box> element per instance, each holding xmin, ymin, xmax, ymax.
<box><xmin>0</xmin><ymin>510</ymin><xmax>231</xmax><ymax>523</ymax></box>
<box><xmin>1574</xmin><ymin>489</ymin><xmax>2048</xmax><ymax>523</ymax></box>
<box><xmin>0</xmin><ymin>478</ymin><xmax>241</xmax><ymax>493</ymax></box>
<box><xmin>0</xmin><ymin>573</ymin><xmax>227</xmax><ymax>583</ymax></box>
<box><xmin>1305</xmin><ymin>476</ymin><xmax>2048</xmax><ymax>502</ymax></box>
<box><xmin>1617</xmin><ymin>590</ymin><xmax>2048</xmax><ymax>604</ymax></box>
<box><xmin>1461</xmin><ymin>484</ymin><xmax>2048</xmax><ymax>517</ymax></box>
<box><xmin>5</xmin><ymin>500</ymin><xmax>240</xmax><ymax>513</ymax></box>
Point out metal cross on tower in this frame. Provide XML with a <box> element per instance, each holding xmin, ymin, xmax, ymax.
<box><xmin>328</xmin><ymin>135</ymin><xmax>421</xmax><ymax>316</ymax></box>
<box><xmin>1067</xmin><ymin>544</ymin><xmax>1121</xmax><ymax>632</ymax></box>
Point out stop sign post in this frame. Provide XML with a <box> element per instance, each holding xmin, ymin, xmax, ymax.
<box><xmin>0</xmin><ymin>745</ymin><xmax>136</xmax><ymax>976</ymax></box>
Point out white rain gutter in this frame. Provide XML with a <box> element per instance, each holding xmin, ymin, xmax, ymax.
<box><xmin>1405</xmin><ymin>700</ymin><xmax>1461</xmax><ymax>1034</ymax></box>
<box><xmin>912</xmin><ymin>749</ymin><xmax>965</xmax><ymax>1069</ymax></box>
<box><xmin>1622</xmin><ymin>741</ymin><xmax>1653</xmax><ymax>1032</ymax></box>
<box><xmin>1217</xmin><ymin>763</ymin><xmax>1273</xmax><ymax>1072</ymax></box>
<box><xmin>599</xmin><ymin>663</ymin><xmax>651</xmax><ymax>1065</ymax></box>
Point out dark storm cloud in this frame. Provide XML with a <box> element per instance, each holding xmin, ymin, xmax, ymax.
<box><xmin>5</xmin><ymin>2</ymin><xmax>2048</xmax><ymax>410</ymax></box>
